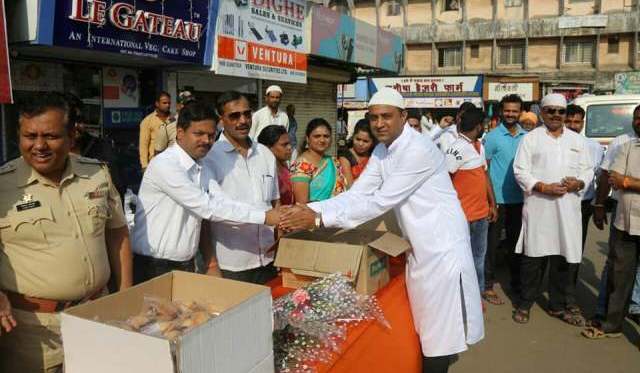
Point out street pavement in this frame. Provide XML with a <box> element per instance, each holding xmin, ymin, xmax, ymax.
<box><xmin>451</xmin><ymin>220</ymin><xmax>640</xmax><ymax>373</ymax></box>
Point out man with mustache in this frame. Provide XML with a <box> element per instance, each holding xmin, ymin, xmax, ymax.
<box><xmin>131</xmin><ymin>101</ymin><xmax>281</xmax><ymax>283</ymax></box>
<box><xmin>511</xmin><ymin>93</ymin><xmax>593</xmax><ymax>325</ymax></box>
<box><xmin>0</xmin><ymin>92</ymin><xmax>133</xmax><ymax>372</ymax></box>
<box><xmin>203</xmin><ymin>91</ymin><xmax>281</xmax><ymax>284</ymax></box>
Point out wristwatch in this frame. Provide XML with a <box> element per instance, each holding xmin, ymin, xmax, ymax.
<box><xmin>314</xmin><ymin>213</ymin><xmax>322</xmax><ymax>231</ymax></box>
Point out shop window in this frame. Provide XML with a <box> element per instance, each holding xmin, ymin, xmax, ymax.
<box><xmin>563</xmin><ymin>39</ymin><xmax>594</xmax><ymax>65</ymax></box>
<box><xmin>470</xmin><ymin>44</ymin><xmax>480</xmax><ymax>59</ymax></box>
<box><xmin>608</xmin><ymin>36</ymin><xmax>619</xmax><ymax>54</ymax></box>
<box><xmin>504</xmin><ymin>0</ymin><xmax>522</xmax><ymax>7</ymax></box>
<box><xmin>443</xmin><ymin>0</ymin><xmax>460</xmax><ymax>12</ymax></box>
<box><xmin>499</xmin><ymin>43</ymin><xmax>524</xmax><ymax>66</ymax></box>
<box><xmin>438</xmin><ymin>46</ymin><xmax>462</xmax><ymax>68</ymax></box>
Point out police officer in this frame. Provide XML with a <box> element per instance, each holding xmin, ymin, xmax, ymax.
<box><xmin>0</xmin><ymin>92</ymin><xmax>133</xmax><ymax>372</ymax></box>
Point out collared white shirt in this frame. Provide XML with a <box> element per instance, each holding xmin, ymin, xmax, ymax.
<box><xmin>132</xmin><ymin>144</ymin><xmax>266</xmax><ymax>262</ymax></box>
<box><xmin>203</xmin><ymin>134</ymin><xmax>279</xmax><ymax>271</ymax></box>
<box><xmin>583</xmin><ymin>136</ymin><xmax>604</xmax><ymax>201</ymax></box>
<box><xmin>513</xmin><ymin>126</ymin><xmax>594</xmax><ymax>263</ymax></box>
<box><xmin>308</xmin><ymin>126</ymin><xmax>483</xmax><ymax>357</ymax></box>
<box><xmin>600</xmin><ymin>132</ymin><xmax>639</xmax><ymax>201</ymax></box>
<box><xmin>250</xmin><ymin>106</ymin><xmax>289</xmax><ymax>141</ymax></box>
<box><xmin>445</xmin><ymin>134</ymin><xmax>486</xmax><ymax>173</ymax></box>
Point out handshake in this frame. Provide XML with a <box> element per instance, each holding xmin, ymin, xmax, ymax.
<box><xmin>264</xmin><ymin>203</ymin><xmax>319</xmax><ymax>232</ymax></box>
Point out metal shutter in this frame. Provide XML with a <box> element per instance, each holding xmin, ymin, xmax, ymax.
<box><xmin>268</xmin><ymin>79</ymin><xmax>339</xmax><ymax>155</ymax></box>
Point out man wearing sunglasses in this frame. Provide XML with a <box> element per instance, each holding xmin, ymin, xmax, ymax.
<box><xmin>511</xmin><ymin>93</ymin><xmax>593</xmax><ymax>325</ymax></box>
<box><xmin>203</xmin><ymin>91</ymin><xmax>281</xmax><ymax>284</ymax></box>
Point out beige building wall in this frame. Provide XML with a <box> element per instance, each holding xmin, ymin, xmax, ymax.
<box><xmin>599</xmin><ymin>33</ymin><xmax>632</xmax><ymax>69</ymax></box>
<box><xmin>466</xmin><ymin>0</ymin><xmax>493</xmax><ymax>21</ymax></box>
<box><xmin>465</xmin><ymin>41</ymin><xmax>493</xmax><ymax>71</ymax></box>
<box><xmin>601</xmin><ymin>0</ymin><xmax>626</xmax><ymax>13</ymax></box>
<box><xmin>379</xmin><ymin>1</ymin><xmax>405</xmax><ymax>28</ymax></box>
<box><xmin>529</xmin><ymin>0</ymin><xmax>560</xmax><ymax>17</ymax></box>
<box><xmin>565</xmin><ymin>0</ymin><xmax>596</xmax><ymax>16</ymax></box>
<box><xmin>351</xmin><ymin>1</ymin><xmax>377</xmax><ymax>25</ymax></box>
<box><xmin>496</xmin><ymin>0</ymin><xmax>525</xmax><ymax>20</ymax></box>
<box><xmin>407</xmin><ymin>0</ymin><xmax>433</xmax><ymax>25</ymax></box>
<box><xmin>406</xmin><ymin>44</ymin><xmax>433</xmax><ymax>72</ymax></box>
<box><xmin>528</xmin><ymin>38</ymin><xmax>559</xmax><ymax>69</ymax></box>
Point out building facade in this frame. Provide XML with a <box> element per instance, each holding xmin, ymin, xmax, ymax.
<box><xmin>344</xmin><ymin>0</ymin><xmax>639</xmax><ymax>97</ymax></box>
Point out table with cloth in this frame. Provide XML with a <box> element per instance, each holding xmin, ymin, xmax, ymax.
<box><xmin>268</xmin><ymin>256</ymin><xmax>422</xmax><ymax>372</ymax></box>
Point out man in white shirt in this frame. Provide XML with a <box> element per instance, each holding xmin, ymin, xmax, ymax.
<box><xmin>131</xmin><ymin>102</ymin><xmax>280</xmax><ymax>284</ymax></box>
<box><xmin>280</xmin><ymin>88</ymin><xmax>484</xmax><ymax>373</ymax></box>
<box><xmin>591</xmin><ymin>104</ymin><xmax>640</xmax><ymax>324</ymax></box>
<box><xmin>512</xmin><ymin>94</ymin><xmax>593</xmax><ymax>325</ymax></box>
<box><xmin>429</xmin><ymin>102</ymin><xmax>476</xmax><ymax>153</ymax></box>
<box><xmin>249</xmin><ymin>85</ymin><xmax>289</xmax><ymax>141</ymax></box>
<box><xmin>204</xmin><ymin>91</ymin><xmax>280</xmax><ymax>284</ymax></box>
<box><xmin>565</xmin><ymin>104</ymin><xmax>604</xmax><ymax>248</ymax></box>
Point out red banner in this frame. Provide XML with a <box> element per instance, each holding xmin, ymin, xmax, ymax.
<box><xmin>0</xmin><ymin>1</ymin><xmax>12</xmax><ymax>104</ymax></box>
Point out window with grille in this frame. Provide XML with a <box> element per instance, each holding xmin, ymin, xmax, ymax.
<box><xmin>438</xmin><ymin>46</ymin><xmax>462</xmax><ymax>68</ymax></box>
<box><xmin>608</xmin><ymin>36</ymin><xmax>619</xmax><ymax>54</ymax></box>
<box><xmin>499</xmin><ymin>44</ymin><xmax>524</xmax><ymax>66</ymax></box>
<box><xmin>470</xmin><ymin>44</ymin><xmax>479</xmax><ymax>58</ymax></box>
<box><xmin>444</xmin><ymin>0</ymin><xmax>460</xmax><ymax>11</ymax></box>
<box><xmin>504</xmin><ymin>0</ymin><xmax>522</xmax><ymax>7</ymax></box>
<box><xmin>563</xmin><ymin>40</ymin><xmax>594</xmax><ymax>64</ymax></box>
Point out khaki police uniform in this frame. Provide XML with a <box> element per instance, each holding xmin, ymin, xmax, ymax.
<box><xmin>0</xmin><ymin>155</ymin><xmax>126</xmax><ymax>373</ymax></box>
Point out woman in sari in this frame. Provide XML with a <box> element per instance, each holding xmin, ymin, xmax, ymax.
<box><xmin>257</xmin><ymin>125</ymin><xmax>295</xmax><ymax>205</ymax></box>
<box><xmin>292</xmin><ymin>118</ymin><xmax>347</xmax><ymax>203</ymax></box>
<box><xmin>338</xmin><ymin>119</ymin><xmax>377</xmax><ymax>185</ymax></box>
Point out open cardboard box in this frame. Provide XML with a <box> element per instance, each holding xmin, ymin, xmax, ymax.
<box><xmin>61</xmin><ymin>271</ymin><xmax>274</xmax><ymax>373</ymax></box>
<box><xmin>275</xmin><ymin>228</ymin><xmax>410</xmax><ymax>295</ymax></box>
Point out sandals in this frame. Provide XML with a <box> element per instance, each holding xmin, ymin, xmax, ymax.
<box><xmin>581</xmin><ymin>326</ymin><xmax>622</xmax><ymax>339</ymax></box>
<box><xmin>512</xmin><ymin>308</ymin><xmax>530</xmax><ymax>324</ymax></box>
<box><xmin>548</xmin><ymin>308</ymin><xmax>586</xmax><ymax>327</ymax></box>
<box><xmin>482</xmin><ymin>289</ymin><xmax>505</xmax><ymax>306</ymax></box>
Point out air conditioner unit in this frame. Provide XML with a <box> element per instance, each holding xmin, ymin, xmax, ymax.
<box><xmin>387</xmin><ymin>1</ymin><xmax>401</xmax><ymax>16</ymax></box>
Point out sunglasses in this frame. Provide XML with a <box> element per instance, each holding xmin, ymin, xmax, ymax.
<box><xmin>544</xmin><ymin>108</ymin><xmax>566</xmax><ymax>115</ymax></box>
<box><xmin>225</xmin><ymin>110</ymin><xmax>252</xmax><ymax>121</ymax></box>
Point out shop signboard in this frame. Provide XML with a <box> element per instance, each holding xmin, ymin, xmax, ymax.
<box><xmin>487</xmin><ymin>82</ymin><xmax>534</xmax><ymax>101</ymax></box>
<box><xmin>103</xmin><ymin>108</ymin><xmax>146</xmax><ymax>129</ymax></box>
<box><xmin>103</xmin><ymin>67</ymin><xmax>139</xmax><ymax>108</ymax></box>
<box><xmin>0</xmin><ymin>0</ymin><xmax>11</xmax><ymax>104</ymax></box>
<box><xmin>370</xmin><ymin>76</ymin><xmax>483</xmax><ymax>108</ymax></box>
<box><xmin>213</xmin><ymin>0</ymin><xmax>308</xmax><ymax>83</ymax></box>
<box><xmin>310</xmin><ymin>6</ymin><xmax>403</xmax><ymax>73</ymax></box>
<box><xmin>51</xmin><ymin>0</ymin><xmax>214</xmax><ymax>63</ymax></box>
<box><xmin>615</xmin><ymin>72</ymin><xmax>640</xmax><ymax>95</ymax></box>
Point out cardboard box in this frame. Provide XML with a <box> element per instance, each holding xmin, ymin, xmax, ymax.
<box><xmin>275</xmin><ymin>229</ymin><xmax>410</xmax><ymax>295</ymax></box>
<box><xmin>61</xmin><ymin>271</ymin><xmax>274</xmax><ymax>373</ymax></box>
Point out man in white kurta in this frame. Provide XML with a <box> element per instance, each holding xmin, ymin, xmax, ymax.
<box><xmin>281</xmin><ymin>88</ymin><xmax>484</xmax><ymax>372</ymax></box>
<box><xmin>512</xmin><ymin>94</ymin><xmax>593</xmax><ymax>325</ymax></box>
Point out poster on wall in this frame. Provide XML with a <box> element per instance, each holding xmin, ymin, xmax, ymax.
<box><xmin>615</xmin><ymin>72</ymin><xmax>640</xmax><ymax>94</ymax></box>
<box><xmin>11</xmin><ymin>61</ymin><xmax>64</xmax><ymax>92</ymax></box>
<box><xmin>102</xmin><ymin>67</ymin><xmax>139</xmax><ymax>108</ymax></box>
<box><xmin>0</xmin><ymin>0</ymin><xmax>12</xmax><ymax>103</ymax></box>
<box><xmin>52</xmin><ymin>0</ymin><xmax>213</xmax><ymax>63</ymax></box>
<box><xmin>213</xmin><ymin>0</ymin><xmax>308</xmax><ymax>83</ymax></box>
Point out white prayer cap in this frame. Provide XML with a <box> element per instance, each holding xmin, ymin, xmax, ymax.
<box><xmin>368</xmin><ymin>87</ymin><xmax>405</xmax><ymax>110</ymax></box>
<box><xmin>265</xmin><ymin>85</ymin><xmax>283</xmax><ymax>95</ymax></box>
<box><xmin>540</xmin><ymin>93</ymin><xmax>567</xmax><ymax>108</ymax></box>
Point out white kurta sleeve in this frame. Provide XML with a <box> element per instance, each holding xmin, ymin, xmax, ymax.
<box><xmin>311</xmin><ymin>146</ymin><xmax>440</xmax><ymax>229</ymax></box>
<box><xmin>148</xmin><ymin>161</ymin><xmax>265</xmax><ymax>224</ymax></box>
<box><xmin>576</xmin><ymin>139</ymin><xmax>595</xmax><ymax>192</ymax></box>
<box><xmin>513</xmin><ymin>134</ymin><xmax>539</xmax><ymax>193</ymax></box>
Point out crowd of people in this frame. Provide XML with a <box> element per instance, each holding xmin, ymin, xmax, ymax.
<box><xmin>0</xmin><ymin>84</ymin><xmax>638</xmax><ymax>373</ymax></box>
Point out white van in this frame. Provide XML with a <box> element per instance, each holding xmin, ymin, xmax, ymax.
<box><xmin>572</xmin><ymin>94</ymin><xmax>640</xmax><ymax>145</ymax></box>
